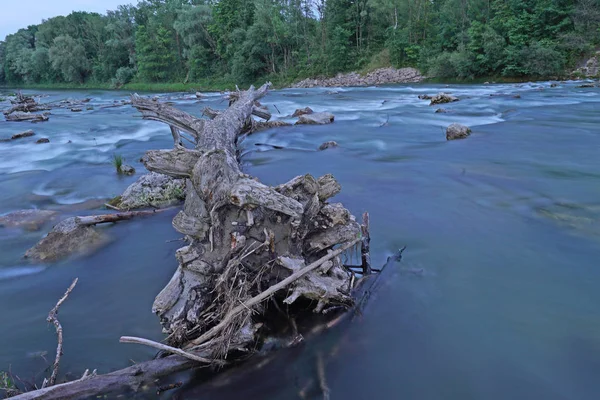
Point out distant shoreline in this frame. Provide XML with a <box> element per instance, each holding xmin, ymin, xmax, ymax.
<box><xmin>1</xmin><ymin>73</ymin><xmax>595</xmax><ymax>94</ymax></box>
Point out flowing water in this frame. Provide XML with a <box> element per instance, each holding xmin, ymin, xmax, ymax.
<box><xmin>0</xmin><ymin>82</ymin><xmax>599</xmax><ymax>399</ymax></box>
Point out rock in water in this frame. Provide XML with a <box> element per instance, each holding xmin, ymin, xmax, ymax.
<box><xmin>430</xmin><ymin>93</ymin><xmax>459</xmax><ymax>105</ymax></box>
<box><xmin>24</xmin><ymin>217</ymin><xmax>107</xmax><ymax>262</ymax></box>
<box><xmin>295</xmin><ymin>112</ymin><xmax>335</xmax><ymax>125</ymax></box>
<box><xmin>446</xmin><ymin>123</ymin><xmax>472</xmax><ymax>141</ymax></box>
<box><xmin>11</xmin><ymin>130</ymin><xmax>35</xmax><ymax>140</ymax></box>
<box><xmin>36</xmin><ymin>138</ymin><xmax>50</xmax><ymax>144</ymax></box>
<box><xmin>418</xmin><ymin>94</ymin><xmax>432</xmax><ymax>100</ymax></box>
<box><xmin>319</xmin><ymin>141</ymin><xmax>338</xmax><ymax>151</ymax></box>
<box><xmin>0</xmin><ymin>210</ymin><xmax>58</xmax><ymax>231</ymax></box>
<box><xmin>292</xmin><ymin>107</ymin><xmax>313</xmax><ymax>117</ymax></box>
<box><xmin>435</xmin><ymin>108</ymin><xmax>449</xmax><ymax>113</ymax></box>
<box><xmin>121</xmin><ymin>164</ymin><xmax>136</xmax><ymax>175</ymax></box>
<box><xmin>114</xmin><ymin>172</ymin><xmax>186</xmax><ymax>209</ymax></box>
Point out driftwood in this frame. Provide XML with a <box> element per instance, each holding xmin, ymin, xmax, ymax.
<box><xmin>42</xmin><ymin>279</ymin><xmax>78</xmax><ymax>389</ymax></box>
<box><xmin>5</xmin><ymin>112</ymin><xmax>49</xmax><ymax>122</ymax></box>
<box><xmin>129</xmin><ymin>84</ymin><xmax>363</xmax><ymax>360</ymax></box>
<box><xmin>8</xmin><ymin>83</ymin><xmax>377</xmax><ymax>399</ymax></box>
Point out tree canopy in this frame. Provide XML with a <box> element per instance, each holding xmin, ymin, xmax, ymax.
<box><xmin>1</xmin><ymin>0</ymin><xmax>599</xmax><ymax>86</ymax></box>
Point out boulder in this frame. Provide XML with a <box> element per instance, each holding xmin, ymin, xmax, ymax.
<box><xmin>550</xmin><ymin>83</ymin><xmax>559</xmax><ymax>88</ymax></box>
<box><xmin>24</xmin><ymin>217</ymin><xmax>108</xmax><ymax>262</ymax></box>
<box><xmin>577</xmin><ymin>83</ymin><xmax>595</xmax><ymax>88</ymax></box>
<box><xmin>292</xmin><ymin>107</ymin><xmax>314</xmax><ymax>117</ymax></box>
<box><xmin>295</xmin><ymin>112</ymin><xmax>335</xmax><ymax>125</ymax></box>
<box><xmin>36</xmin><ymin>138</ymin><xmax>50</xmax><ymax>144</ymax></box>
<box><xmin>121</xmin><ymin>164</ymin><xmax>136</xmax><ymax>175</ymax></box>
<box><xmin>430</xmin><ymin>93</ymin><xmax>459</xmax><ymax>106</ymax></box>
<box><xmin>11</xmin><ymin>130</ymin><xmax>35</xmax><ymax>140</ymax></box>
<box><xmin>71</xmin><ymin>107</ymin><xmax>83</xmax><ymax>112</ymax></box>
<box><xmin>318</xmin><ymin>141</ymin><xmax>338</xmax><ymax>151</ymax></box>
<box><xmin>446</xmin><ymin>123</ymin><xmax>472</xmax><ymax>141</ymax></box>
<box><xmin>418</xmin><ymin>94</ymin><xmax>432</xmax><ymax>100</ymax></box>
<box><xmin>435</xmin><ymin>108</ymin><xmax>449</xmax><ymax>113</ymax></box>
<box><xmin>0</xmin><ymin>209</ymin><xmax>58</xmax><ymax>231</ymax></box>
<box><xmin>113</xmin><ymin>172</ymin><xmax>186</xmax><ymax>210</ymax></box>
<box><xmin>513</xmin><ymin>94</ymin><xmax>522</xmax><ymax>99</ymax></box>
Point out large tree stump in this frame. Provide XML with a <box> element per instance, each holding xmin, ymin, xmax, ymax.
<box><xmin>131</xmin><ymin>83</ymin><xmax>362</xmax><ymax>356</ymax></box>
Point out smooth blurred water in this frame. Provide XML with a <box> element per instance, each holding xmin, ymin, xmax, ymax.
<box><xmin>0</xmin><ymin>81</ymin><xmax>599</xmax><ymax>399</ymax></box>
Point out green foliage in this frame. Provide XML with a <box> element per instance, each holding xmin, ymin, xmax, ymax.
<box><xmin>112</xmin><ymin>154</ymin><xmax>123</xmax><ymax>173</ymax></box>
<box><xmin>0</xmin><ymin>371</ymin><xmax>19</xmax><ymax>396</ymax></box>
<box><xmin>111</xmin><ymin>66</ymin><xmax>136</xmax><ymax>87</ymax></box>
<box><xmin>48</xmin><ymin>35</ymin><xmax>89</xmax><ymax>83</ymax></box>
<box><xmin>0</xmin><ymin>0</ymin><xmax>598</xmax><ymax>86</ymax></box>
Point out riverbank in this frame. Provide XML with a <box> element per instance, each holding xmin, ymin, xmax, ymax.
<box><xmin>2</xmin><ymin>68</ymin><xmax>598</xmax><ymax>94</ymax></box>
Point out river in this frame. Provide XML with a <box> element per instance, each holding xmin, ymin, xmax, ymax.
<box><xmin>0</xmin><ymin>81</ymin><xmax>599</xmax><ymax>399</ymax></box>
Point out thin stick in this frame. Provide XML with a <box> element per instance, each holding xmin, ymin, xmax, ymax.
<box><xmin>42</xmin><ymin>278</ymin><xmax>78</xmax><ymax>388</ymax></box>
<box><xmin>361</xmin><ymin>212</ymin><xmax>372</xmax><ymax>275</ymax></box>
<box><xmin>119</xmin><ymin>336</ymin><xmax>224</xmax><ymax>366</ymax></box>
<box><xmin>317</xmin><ymin>352</ymin><xmax>330</xmax><ymax>400</ymax></box>
<box><xmin>187</xmin><ymin>238</ymin><xmax>360</xmax><ymax>349</ymax></box>
<box><xmin>104</xmin><ymin>203</ymin><xmax>121</xmax><ymax>211</ymax></box>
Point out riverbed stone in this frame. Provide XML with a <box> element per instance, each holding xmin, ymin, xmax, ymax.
<box><xmin>24</xmin><ymin>217</ymin><xmax>108</xmax><ymax>262</ymax></box>
<box><xmin>11</xmin><ymin>130</ymin><xmax>35</xmax><ymax>140</ymax></box>
<box><xmin>430</xmin><ymin>93</ymin><xmax>459</xmax><ymax>106</ymax></box>
<box><xmin>0</xmin><ymin>209</ymin><xmax>58</xmax><ymax>231</ymax></box>
<box><xmin>121</xmin><ymin>164</ymin><xmax>136</xmax><ymax>175</ymax></box>
<box><xmin>295</xmin><ymin>112</ymin><xmax>335</xmax><ymax>125</ymax></box>
<box><xmin>318</xmin><ymin>141</ymin><xmax>338</xmax><ymax>151</ymax></box>
<box><xmin>446</xmin><ymin>123</ymin><xmax>472</xmax><ymax>141</ymax></box>
<box><xmin>114</xmin><ymin>172</ymin><xmax>186</xmax><ymax>209</ymax></box>
<box><xmin>36</xmin><ymin>138</ymin><xmax>50</xmax><ymax>144</ymax></box>
<box><xmin>292</xmin><ymin>107</ymin><xmax>314</xmax><ymax>117</ymax></box>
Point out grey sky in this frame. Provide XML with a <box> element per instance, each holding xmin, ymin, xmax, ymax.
<box><xmin>1</xmin><ymin>0</ymin><xmax>130</xmax><ymax>40</ymax></box>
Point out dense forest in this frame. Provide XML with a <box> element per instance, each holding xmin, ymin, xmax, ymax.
<box><xmin>1</xmin><ymin>0</ymin><xmax>599</xmax><ymax>87</ymax></box>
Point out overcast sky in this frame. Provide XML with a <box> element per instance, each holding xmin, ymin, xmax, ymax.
<box><xmin>1</xmin><ymin>0</ymin><xmax>131</xmax><ymax>40</ymax></box>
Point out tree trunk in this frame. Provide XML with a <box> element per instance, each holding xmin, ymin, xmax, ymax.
<box><xmin>130</xmin><ymin>83</ymin><xmax>362</xmax><ymax>356</ymax></box>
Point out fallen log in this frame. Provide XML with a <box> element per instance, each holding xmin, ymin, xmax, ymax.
<box><xmin>5</xmin><ymin>112</ymin><xmax>49</xmax><ymax>122</ymax></box>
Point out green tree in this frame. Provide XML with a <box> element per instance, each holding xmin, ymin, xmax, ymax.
<box><xmin>48</xmin><ymin>35</ymin><xmax>90</xmax><ymax>83</ymax></box>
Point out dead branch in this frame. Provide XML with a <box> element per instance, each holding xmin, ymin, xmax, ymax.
<box><xmin>42</xmin><ymin>278</ymin><xmax>78</xmax><ymax>389</ymax></box>
<box><xmin>186</xmin><ymin>238</ymin><xmax>360</xmax><ymax>349</ymax></box>
<box><xmin>119</xmin><ymin>337</ymin><xmax>225</xmax><ymax>366</ymax></box>
<box><xmin>361</xmin><ymin>212</ymin><xmax>371</xmax><ymax>275</ymax></box>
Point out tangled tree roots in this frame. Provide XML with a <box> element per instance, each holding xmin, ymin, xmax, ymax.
<box><xmin>131</xmin><ymin>83</ymin><xmax>365</xmax><ymax>360</ymax></box>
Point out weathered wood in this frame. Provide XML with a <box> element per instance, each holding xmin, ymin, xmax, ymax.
<box><xmin>142</xmin><ymin>148</ymin><xmax>203</xmax><ymax>178</ymax></box>
<box><xmin>185</xmin><ymin>238</ymin><xmax>359</xmax><ymax>349</ymax></box>
<box><xmin>42</xmin><ymin>279</ymin><xmax>78</xmax><ymax>389</ymax></box>
<box><xmin>5</xmin><ymin>112</ymin><xmax>49</xmax><ymax>122</ymax></box>
<box><xmin>129</xmin><ymin>83</ymin><xmax>364</xmax><ymax>360</ymax></box>
<box><xmin>361</xmin><ymin>212</ymin><xmax>372</xmax><ymax>275</ymax></box>
<box><xmin>9</xmin><ymin>355</ymin><xmax>197</xmax><ymax>400</ymax></box>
